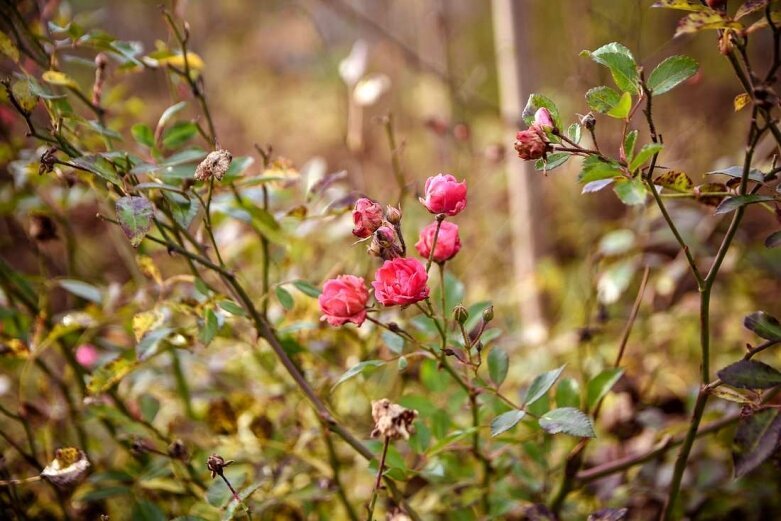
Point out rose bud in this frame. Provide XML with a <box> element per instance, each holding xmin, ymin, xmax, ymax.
<box><xmin>420</xmin><ymin>174</ymin><xmax>467</xmax><ymax>216</ymax></box>
<box><xmin>352</xmin><ymin>198</ymin><xmax>384</xmax><ymax>238</ymax></box>
<box><xmin>453</xmin><ymin>304</ymin><xmax>469</xmax><ymax>325</ymax></box>
<box><xmin>318</xmin><ymin>275</ymin><xmax>370</xmax><ymax>326</ymax></box>
<box><xmin>415</xmin><ymin>221</ymin><xmax>461</xmax><ymax>263</ymax></box>
<box><xmin>372</xmin><ymin>258</ymin><xmax>430</xmax><ymax>306</ymax></box>
<box><xmin>75</xmin><ymin>344</ymin><xmax>100</xmax><ymax>369</ymax></box>
<box><xmin>533</xmin><ymin>107</ymin><xmax>555</xmax><ymax>132</ymax></box>
<box><xmin>385</xmin><ymin>205</ymin><xmax>402</xmax><ymax>225</ymax></box>
<box><xmin>514</xmin><ymin>129</ymin><xmax>548</xmax><ymax>161</ymax></box>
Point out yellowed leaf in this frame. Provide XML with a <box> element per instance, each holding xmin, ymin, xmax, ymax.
<box><xmin>87</xmin><ymin>356</ymin><xmax>137</xmax><ymax>394</ymax></box>
<box><xmin>133</xmin><ymin>310</ymin><xmax>164</xmax><ymax>341</ymax></box>
<box><xmin>157</xmin><ymin>52</ymin><xmax>204</xmax><ymax>71</ymax></box>
<box><xmin>0</xmin><ymin>31</ymin><xmax>19</xmax><ymax>63</ymax></box>
<box><xmin>42</xmin><ymin>70</ymin><xmax>79</xmax><ymax>89</ymax></box>
<box><xmin>734</xmin><ymin>93</ymin><xmax>751</xmax><ymax>111</ymax></box>
<box><xmin>11</xmin><ymin>80</ymin><xmax>39</xmax><ymax>112</ymax></box>
<box><xmin>136</xmin><ymin>255</ymin><xmax>162</xmax><ymax>285</ymax></box>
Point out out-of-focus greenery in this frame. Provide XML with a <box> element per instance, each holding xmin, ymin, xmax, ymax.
<box><xmin>0</xmin><ymin>1</ymin><xmax>780</xmax><ymax>520</ymax></box>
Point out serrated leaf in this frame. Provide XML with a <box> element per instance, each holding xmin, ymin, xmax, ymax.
<box><xmin>292</xmin><ymin>280</ymin><xmax>321</xmax><ymax>298</ymax></box>
<box><xmin>655</xmin><ymin>170</ymin><xmax>694</xmax><ymax>193</ymax></box>
<box><xmin>578</xmin><ymin>155</ymin><xmax>623</xmax><ymax>184</ymax></box>
<box><xmin>706</xmin><ymin>166</ymin><xmax>766</xmax><ymax>183</ymax></box>
<box><xmin>733</xmin><ymin>409</ymin><xmax>781</xmax><ymax>477</ymax></box>
<box><xmin>583</xmin><ymin>42</ymin><xmax>639</xmax><ymax>94</ymax></box>
<box><xmin>744</xmin><ymin>311</ymin><xmax>781</xmax><ymax>341</ymax></box>
<box><xmin>648</xmin><ymin>55</ymin><xmax>698</xmax><ymax>95</ymax></box>
<box><xmin>58</xmin><ymin>279</ymin><xmax>102</xmax><ymax>303</ymax></box>
<box><xmin>710</xmin><ymin>386</ymin><xmax>753</xmax><ymax>404</ymax></box>
<box><xmin>524</xmin><ymin>365</ymin><xmax>566</xmax><ymax>406</ymax></box>
<box><xmin>487</xmin><ymin>347</ymin><xmax>509</xmax><ymax>387</ymax></box>
<box><xmin>587</xmin><ymin>368</ymin><xmax>624</xmax><ymax>409</ymax></box>
<box><xmin>11</xmin><ymin>80</ymin><xmax>39</xmax><ymax>112</ymax></box>
<box><xmin>490</xmin><ymin>410</ymin><xmax>526</xmax><ymax>437</ymax></box>
<box><xmin>675</xmin><ymin>12</ymin><xmax>743</xmax><ymax>37</ymax></box>
<box><xmin>275</xmin><ymin>286</ymin><xmax>294</xmax><ymax>310</ymax></box>
<box><xmin>539</xmin><ymin>407</ymin><xmax>596</xmax><ymax>438</ymax></box>
<box><xmin>42</xmin><ymin>70</ymin><xmax>79</xmax><ymax>89</ymax></box>
<box><xmin>614</xmin><ymin>178</ymin><xmax>647</xmax><ymax>205</ymax></box>
<box><xmin>714</xmin><ymin>195</ymin><xmax>775</xmax><ymax>215</ymax></box>
<box><xmin>71</xmin><ymin>155</ymin><xmax>122</xmax><ymax>185</ymax></box>
<box><xmin>521</xmin><ymin>93</ymin><xmax>562</xmax><ymax>129</ymax></box>
<box><xmin>586</xmin><ymin>86</ymin><xmax>622</xmax><ymax>113</ymax></box>
<box><xmin>218</xmin><ymin>300</ymin><xmax>247</xmax><ymax>316</ymax></box>
<box><xmin>534</xmin><ymin>152</ymin><xmax>569</xmax><ymax>172</ymax></box>
<box><xmin>734</xmin><ymin>93</ymin><xmax>751</xmax><ymax>111</ymax></box>
<box><xmin>629</xmin><ymin>143</ymin><xmax>663</xmax><ymax>172</ymax></box>
<box><xmin>332</xmin><ymin>360</ymin><xmax>385</xmax><ymax>389</ymax></box>
<box><xmin>116</xmin><ymin>196</ymin><xmax>154</xmax><ymax>247</ymax></box>
<box><xmin>0</xmin><ymin>31</ymin><xmax>19</xmax><ymax>62</ymax></box>
<box><xmin>717</xmin><ymin>360</ymin><xmax>781</xmax><ymax>389</ymax></box>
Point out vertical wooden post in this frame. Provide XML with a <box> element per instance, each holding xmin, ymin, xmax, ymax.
<box><xmin>491</xmin><ymin>0</ymin><xmax>547</xmax><ymax>343</ymax></box>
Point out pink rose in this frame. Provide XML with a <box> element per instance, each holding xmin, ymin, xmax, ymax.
<box><xmin>533</xmin><ymin>107</ymin><xmax>555</xmax><ymax>131</ymax></box>
<box><xmin>372</xmin><ymin>258</ymin><xmax>430</xmax><ymax>306</ymax></box>
<box><xmin>415</xmin><ymin>221</ymin><xmax>461</xmax><ymax>263</ymax></box>
<box><xmin>75</xmin><ymin>344</ymin><xmax>99</xmax><ymax>369</ymax></box>
<box><xmin>420</xmin><ymin>174</ymin><xmax>467</xmax><ymax>216</ymax></box>
<box><xmin>514</xmin><ymin>128</ymin><xmax>548</xmax><ymax>160</ymax></box>
<box><xmin>319</xmin><ymin>275</ymin><xmax>370</xmax><ymax>326</ymax></box>
<box><xmin>352</xmin><ymin>198</ymin><xmax>384</xmax><ymax>238</ymax></box>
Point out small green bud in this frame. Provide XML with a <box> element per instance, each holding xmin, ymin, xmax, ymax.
<box><xmin>453</xmin><ymin>304</ymin><xmax>469</xmax><ymax>325</ymax></box>
<box><xmin>482</xmin><ymin>305</ymin><xmax>494</xmax><ymax>323</ymax></box>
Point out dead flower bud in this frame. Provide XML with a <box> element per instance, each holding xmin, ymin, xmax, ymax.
<box><xmin>370</xmin><ymin>399</ymin><xmax>418</xmax><ymax>440</ymax></box>
<box><xmin>39</xmin><ymin>147</ymin><xmax>58</xmax><ymax>175</ymax></box>
<box><xmin>167</xmin><ymin>439</ymin><xmax>189</xmax><ymax>461</ymax></box>
<box><xmin>130</xmin><ymin>437</ymin><xmax>155</xmax><ymax>456</ymax></box>
<box><xmin>207</xmin><ymin>453</ymin><xmax>234</xmax><ymax>478</ymax></box>
<box><xmin>41</xmin><ymin>447</ymin><xmax>90</xmax><ymax>488</ymax></box>
<box><xmin>195</xmin><ymin>149</ymin><xmax>232</xmax><ymax>182</ymax></box>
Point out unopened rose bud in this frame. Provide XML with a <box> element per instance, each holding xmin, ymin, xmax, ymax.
<box><xmin>352</xmin><ymin>198</ymin><xmax>384</xmax><ymax>238</ymax></box>
<box><xmin>385</xmin><ymin>205</ymin><xmax>402</xmax><ymax>225</ymax></box>
<box><xmin>533</xmin><ymin>107</ymin><xmax>555</xmax><ymax>132</ymax></box>
<box><xmin>482</xmin><ymin>305</ymin><xmax>494</xmax><ymax>323</ymax></box>
<box><xmin>453</xmin><ymin>304</ymin><xmax>469</xmax><ymax>325</ymax></box>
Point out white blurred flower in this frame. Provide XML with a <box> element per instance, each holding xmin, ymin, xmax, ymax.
<box><xmin>338</xmin><ymin>40</ymin><xmax>368</xmax><ymax>86</ymax></box>
<box><xmin>353</xmin><ymin>74</ymin><xmax>391</xmax><ymax>107</ymax></box>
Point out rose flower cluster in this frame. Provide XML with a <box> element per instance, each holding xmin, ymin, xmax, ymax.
<box><xmin>514</xmin><ymin>107</ymin><xmax>555</xmax><ymax>161</ymax></box>
<box><xmin>318</xmin><ymin>174</ymin><xmax>467</xmax><ymax>327</ymax></box>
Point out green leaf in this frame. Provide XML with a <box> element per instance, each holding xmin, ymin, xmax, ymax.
<box><xmin>714</xmin><ymin>195</ymin><xmax>775</xmax><ymax>215</ymax></box>
<box><xmin>490</xmin><ymin>410</ymin><xmax>526</xmax><ymax>437</ymax></box>
<box><xmin>116</xmin><ymin>196</ymin><xmax>154</xmax><ymax>247</ymax></box>
<box><xmin>707</xmin><ymin>166</ymin><xmax>766</xmax><ymax>183</ymax></box>
<box><xmin>582</xmin><ymin>42</ymin><xmax>639</xmax><ymax>94</ymax></box>
<box><xmin>487</xmin><ymin>348</ymin><xmax>509</xmax><ymax>387</ymax></box>
<box><xmin>162</xmin><ymin>121</ymin><xmax>197</xmax><ymax>149</ymax></box>
<box><xmin>157</xmin><ymin>101</ymin><xmax>188</xmax><ymax>131</ymax></box>
<box><xmin>87</xmin><ymin>355</ymin><xmax>138</xmax><ymax>394</ymax></box>
<box><xmin>582</xmin><ymin>179</ymin><xmax>615</xmax><ymax>193</ymax></box>
<box><xmin>218</xmin><ymin>299</ymin><xmax>247</xmax><ymax>316</ymax></box>
<box><xmin>585</xmin><ymin>86</ymin><xmax>622</xmax><ymax>114</ymax></box>
<box><xmin>58</xmin><ymin>279</ymin><xmax>102</xmax><ymax>303</ymax></box>
<box><xmin>578</xmin><ymin>155</ymin><xmax>623</xmax><ymax>184</ymax></box>
<box><xmin>131</xmin><ymin>123</ymin><xmax>155</xmax><ymax>148</ymax></box>
<box><xmin>136</xmin><ymin>327</ymin><xmax>173</xmax><ymax>360</ymax></box>
<box><xmin>534</xmin><ymin>152</ymin><xmax>569</xmax><ymax>172</ymax></box>
<box><xmin>556</xmin><ymin>378</ymin><xmax>581</xmax><ymax>408</ymax></box>
<box><xmin>614</xmin><ymin>178</ymin><xmax>647</xmax><ymax>205</ymax></box>
<box><xmin>717</xmin><ymin>360</ymin><xmax>781</xmax><ymax>389</ymax></box>
<box><xmin>524</xmin><ymin>365</ymin><xmax>566</xmax><ymax>406</ymax></box>
<box><xmin>521</xmin><ymin>93</ymin><xmax>562</xmax><ymax>129</ymax></box>
<box><xmin>586</xmin><ymin>368</ymin><xmax>624</xmax><ymax>410</ymax></box>
<box><xmin>382</xmin><ymin>330</ymin><xmax>405</xmax><ymax>355</ymax></box>
<box><xmin>624</xmin><ymin>130</ymin><xmax>638</xmax><ymax>164</ymax></box>
<box><xmin>538</xmin><ymin>407</ymin><xmax>596</xmax><ymax>438</ymax></box>
<box><xmin>132</xmin><ymin>500</ymin><xmax>166</xmax><ymax>521</ymax></box>
<box><xmin>293</xmin><ymin>280</ymin><xmax>322</xmax><ymax>298</ymax></box>
<box><xmin>567</xmin><ymin>123</ymin><xmax>582</xmax><ymax>144</ymax></box>
<box><xmin>629</xmin><ymin>143</ymin><xmax>663</xmax><ymax>172</ymax></box>
<box><xmin>655</xmin><ymin>170</ymin><xmax>694</xmax><ymax>193</ymax></box>
<box><xmin>275</xmin><ymin>286</ymin><xmax>294</xmax><ymax>310</ymax></box>
<box><xmin>71</xmin><ymin>155</ymin><xmax>122</xmax><ymax>186</ymax></box>
<box><xmin>733</xmin><ymin>409</ymin><xmax>781</xmax><ymax>477</ymax></box>
<box><xmin>0</xmin><ymin>31</ymin><xmax>20</xmax><ymax>62</ymax></box>
<box><xmin>332</xmin><ymin>360</ymin><xmax>385</xmax><ymax>389</ymax></box>
<box><xmin>164</xmin><ymin>192</ymin><xmax>200</xmax><ymax>231</ymax></box>
<box><xmin>648</xmin><ymin>55</ymin><xmax>698</xmax><ymax>95</ymax></box>
<box><xmin>397</xmin><ymin>356</ymin><xmax>408</xmax><ymax>372</ymax></box>
<box><xmin>199</xmin><ymin>309</ymin><xmax>218</xmax><ymax>345</ymax></box>
<box><xmin>744</xmin><ymin>311</ymin><xmax>781</xmax><ymax>341</ymax></box>
<box><xmin>607</xmin><ymin>91</ymin><xmax>632</xmax><ymax>119</ymax></box>
<box><xmin>42</xmin><ymin>70</ymin><xmax>79</xmax><ymax>89</ymax></box>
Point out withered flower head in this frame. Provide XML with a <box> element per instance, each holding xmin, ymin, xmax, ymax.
<box><xmin>370</xmin><ymin>399</ymin><xmax>418</xmax><ymax>440</ymax></box>
<box><xmin>41</xmin><ymin>447</ymin><xmax>90</xmax><ymax>488</ymax></box>
<box><xmin>38</xmin><ymin>147</ymin><xmax>58</xmax><ymax>175</ymax></box>
<box><xmin>207</xmin><ymin>453</ymin><xmax>234</xmax><ymax>478</ymax></box>
<box><xmin>195</xmin><ymin>149</ymin><xmax>232</xmax><ymax>182</ymax></box>
<box><xmin>168</xmin><ymin>439</ymin><xmax>189</xmax><ymax>461</ymax></box>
